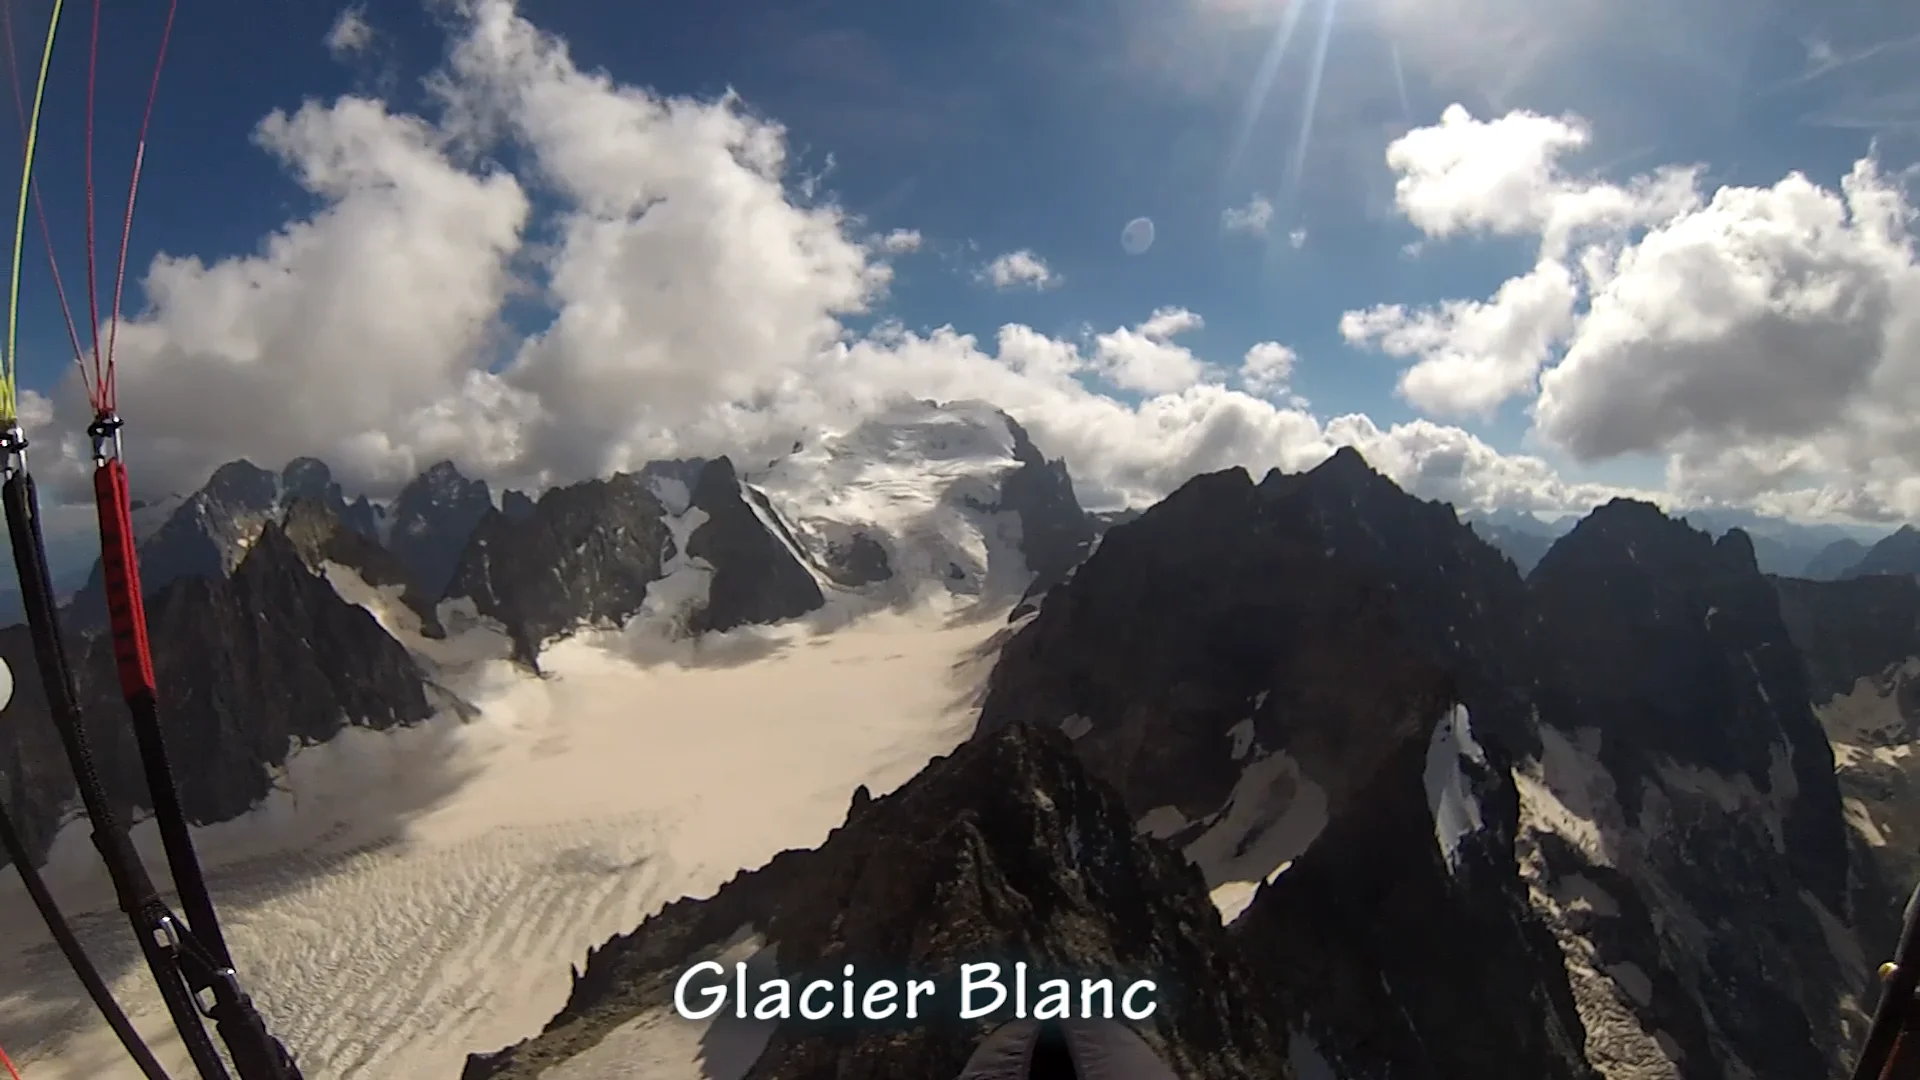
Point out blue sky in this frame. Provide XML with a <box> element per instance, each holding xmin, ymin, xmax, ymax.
<box><xmin>2</xmin><ymin>0</ymin><xmax>1918</xmax><ymax>567</ymax></box>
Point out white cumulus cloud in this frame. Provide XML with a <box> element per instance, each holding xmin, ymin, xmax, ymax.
<box><xmin>1355</xmin><ymin>102</ymin><xmax>1920</xmax><ymax>520</ymax></box>
<box><xmin>980</xmin><ymin>249</ymin><xmax>1060</xmax><ymax>291</ymax></box>
<box><xmin>326</xmin><ymin>6</ymin><xmax>374</xmax><ymax>58</ymax></box>
<box><xmin>877</xmin><ymin>228</ymin><xmax>923</xmax><ymax>254</ymax></box>
<box><xmin>1239</xmin><ymin>342</ymin><xmax>1296</xmax><ymax>397</ymax></box>
<box><xmin>1091</xmin><ymin>308</ymin><xmax>1209</xmax><ymax>394</ymax></box>
<box><xmin>1222</xmin><ymin>195</ymin><xmax>1274</xmax><ymax>236</ymax></box>
<box><xmin>1342</xmin><ymin>259</ymin><xmax>1580</xmax><ymax>418</ymax></box>
<box><xmin>1386</xmin><ymin>103</ymin><xmax>1699</xmax><ymax>258</ymax></box>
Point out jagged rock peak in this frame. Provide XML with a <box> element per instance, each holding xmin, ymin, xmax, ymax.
<box><xmin>443</xmin><ymin>472</ymin><xmax>672</xmax><ymax>665</ymax></box>
<box><xmin>280</xmin><ymin>498</ymin><xmax>443</xmax><ymax>636</ymax></box>
<box><xmin>201</xmin><ymin>458</ymin><xmax>279</xmax><ymax>510</ymax></box>
<box><xmin>2</xmin><ymin>513</ymin><xmax>435</xmax><ymax>871</ymax></box>
<box><xmin>1532</xmin><ymin>493</ymin><xmax>1850</xmax><ymax>913</ymax></box>
<box><xmin>685</xmin><ymin>456</ymin><xmax>824</xmax><ymax>634</ymax></box>
<box><xmin>1307</xmin><ymin>443</ymin><xmax>1380</xmax><ymax>482</ymax></box>
<box><xmin>500</xmin><ymin>488</ymin><xmax>536</xmax><ymax>521</ymax></box>
<box><xmin>997</xmin><ymin>412</ymin><xmax>1094</xmax><ymax>596</ymax></box>
<box><xmin>1537</xmin><ymin>497</ymin><xmax>1763</xmax><ymax>579</ymax></box>
<box><xmin>692</xmin><ymin>453</ymin><xmax>742</xmax><ymax>491</ymax></box>
<box><xmin>150</xmin><ymin>519</ymin><xmax>437</xmax><ymax>812</ymax></box>
<box><xmin>279</xmin><ymin>456</ymin><xmax>334</xmax><ymax>499</ymax></box>
<box><xmin>390</xmin><ymin>460</ymin><xmax>496</xmax><ymax>600</ymax></box>
<box><xmin>1000</xmin><ymin>412</ymin><xmax>1050</xmax><ymax>468</ymax></box>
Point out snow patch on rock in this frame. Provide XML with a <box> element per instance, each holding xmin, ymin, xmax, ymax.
<box><xmin>1423</xmin><ymin>704</ymin><xmax>1487</xmax><ymax>873</ymax></box>
<box><xmin>1186</xmin><ymin>751</ymin><xmax>1328</xmax><ymax>919</ymax></box>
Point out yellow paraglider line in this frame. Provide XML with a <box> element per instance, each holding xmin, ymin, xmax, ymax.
<box><xmin>3</xmin><ymin>0</ymin><xmax>63</xmax><ymax>425</ymax></box>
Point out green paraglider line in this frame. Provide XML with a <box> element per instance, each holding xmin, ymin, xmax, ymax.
<box><xmin>2</xmin><ymin>0</ymin><xmax>64</xmax><ymax>424</ymax></box>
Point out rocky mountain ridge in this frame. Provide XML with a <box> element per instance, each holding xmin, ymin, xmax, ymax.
<box><xmin>1844</xmin><ymin>526</ymin><xmax>1920</xmax><ymax>580</ymax></box>
<box><xmin>1775</xmin><ymin>572</ymin><xmax>1920</xmax><ymax>966</ymax></box>
<box><xmin>1</xmin><ymin>401</ymin><xmax>1915</xmax><ymax>1080</ymax></box>
<box><xmin>475</xmin><ymin>449</ymin><xmax>1906</xmax><ymax>1079</ymax></box>
<box><xmin>0</xmin><ymin>402</ymin><xmax>1096</xmax><ymax>867</ymax></box>
<box><xmin>0</xmin><ymin>515</ymin><xmax>434</xmax><ymax>870</ymax></box>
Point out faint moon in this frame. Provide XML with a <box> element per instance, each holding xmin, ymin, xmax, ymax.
<box><xmin>1121</xmin><ymin>217</ymin><xmax>1155</xmax><ymax>255</ymax></box>
<box><xmin>0</xmin><ymin>655</ymin><xmax>12</xmax><ymax>712</ymax></box>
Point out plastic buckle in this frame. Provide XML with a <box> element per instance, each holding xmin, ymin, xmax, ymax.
<box><xmin>0</xmin><ymin>424</ymin><xmax>26</xmax><ymax>477</ymax></box>
<box><xmin>87</xmin><ymin>412</ymin><xmax>124</xmax><ymax>466</ymax></box>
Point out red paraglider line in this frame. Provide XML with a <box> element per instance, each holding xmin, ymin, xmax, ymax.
<box><xmin>81</xmin><ymin>0</ymin><xmax>100</xmax><ymax>399</ymax></box>
<box><xmin>0</xmin><ymin>1041</ymin><xmax>23</xmax><ymax>1080</ymax></box>
<box><xmin>103</xmin><ymin>0</ymin><xmax>177</xmax><ymax>411</ymax></box>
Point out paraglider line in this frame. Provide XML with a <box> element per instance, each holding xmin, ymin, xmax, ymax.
<box><xmin>81</xmin><ymin>0</ymin><xmax>100</xmax><ymax>398</ymax></box>
<box><xmin>0</xmin><ymin>0</ymin><xmax>86</xmax><ymax>388</ymax></box>
<box><xmin>104</xmin><ymin>0</ymin><xmax>178</xmax><ymax>410</ymax></box>
<box><xmin>2</xmin><ymin>0</ymin><xmax>65</xmax><ymax>425</ymax></box>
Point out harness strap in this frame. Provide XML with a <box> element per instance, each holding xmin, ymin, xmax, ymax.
<box><xmin>0</xmin><ymin>457</ymin><xmax>296</xmax><ymax>1079</ymax></box>
<box><xmin>0</xmin><ymin>793</ymin><xmax>172</xmax><ymax>1079</ymax></box>
<box><xmin>93</xmin><ymin>436</ymin><xmax>232</xmax><ymax>970</ymax></box>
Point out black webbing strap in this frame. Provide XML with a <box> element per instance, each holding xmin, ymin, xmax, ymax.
<box><xmin>1857</xmin><ymin>882</ymin><xmax>1920</xmax><ymax>1080</ymax></box>
<box><xmin>0</xmin><ymin>793</ymin><xmax>172</xmax><ymax>1079</ymax></box>
<box><xmin>123</xmin><ymin>684</ymin><xmax>232</xmax><ymax>968</ymax></box>
<box><xmin>1</xmin><ymin>468</ymin><xmax>244</xmax><ymax>1079</ymax></box>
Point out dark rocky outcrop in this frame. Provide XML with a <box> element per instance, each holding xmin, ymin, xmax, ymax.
<box><xmin>281</xmin><ymin>456</ymin><xmax>380</xmax><ymax>541</ymax></box>
<box><xmin>635</xmin><ymin>458</ymin><xmax>711</xmax><ymax>510</ymax></box>
<box><xmin>1233</xmin><ymin>730</ymin><xmax>1597</xmax><ymax>1080</ymax></box>
<box><xmin>685</xmin><ymin>457</ymin><xmax>824</xmax><ymax>634</ymax></box>
<box><xmin>123</xmin><ymin>525</ymin><xmax>435</xmax><ymax>824</ymax></box>
<box><xmin>280</xmin><ymin>498</ymin><xmax>443</xmax><ymax>637</ymax></box>
<box><xmin>815</xmin><ymin>530</ymin><xmax>892</xmax><ymax>588</ymax></box>
<box><xmin>1532</xmin><ymin>504</ymin><xmax>1845</xmax><ymax>898</ymax></box>
<box><xmin>461</xmin><ymin>721</ymin><xmax>1294</xmax><ymax>1080</ymax></box>
<box><xmin>501</xmin><ymin>489</ymin><xmax>537</xmax><ymax>522</ymax></box>
<box><xmin>981</xmin><ymin>462</ymin><xmax>1449</xmax><ymax>820</ymax></box>
<box><xmin>979</xmin><ymin>458</ymin><xmax>1593</xmax><ymax>1079</ymax></box>
<box><xmin>1528</xmin><ymin>503</ymin><xmax>1855</xmax><ymax>1080</ymax></box>
<box><xmin>1257</xmin><ymin>448</ymin><xmax>1547</xmax><ymax>759</ymax></box>
<box><xmin>0</xmin><ymin>522</ymin><xmax>433</xmax><ymax>870</ymax></box>
<box><xmin>388</xmin><ymin>461</ymin><xmax>497</xmax><ymax>600</ymax></box>
<box><xmin>1775</xmin><ymin>573</ymin><xmax>1920</xmax><ymax>971</ymax></box>
<box><xmin>1775</xmin><ymin>575</ymin><xmax>1920</xmax><ymax>712</ymax></box>
<box><xmin>976</xmin><ymin>454</ymin><xmax>1872</xmax><ymax>1080</ymax></box>
<box><xmin>999</xmin><ymin>415</ymin><xmax>1095</xmax><ymax>602</ymax></box>
<box><xmin>442</xmin><ymin>473</ymin><xmax>673</xmax><ymax>666</ymax></box>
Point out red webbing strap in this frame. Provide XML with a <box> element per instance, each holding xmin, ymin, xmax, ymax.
<box><xmin>1883</xmin><ymin>1032</ymin><xmax>1909</xmax><ymax>1080</ymax></box>
<box><xmin>92</xmin><ymin>457</ymin><xmax>154</xmax><ymax>697</ymax></box>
